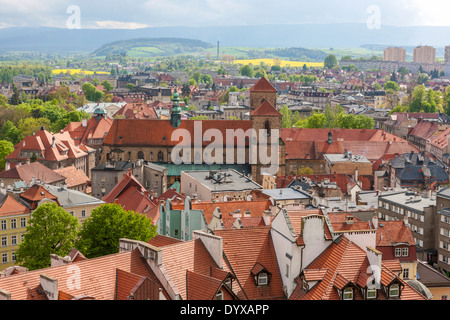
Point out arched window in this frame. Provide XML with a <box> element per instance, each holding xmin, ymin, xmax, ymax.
<box><xmin>137</xmin><ymin>151</ymin><xmax>144</xmax><ymax>160</ymax></box>
<box><xmin>258</xmin><ymin>273</ymin><xmax>268</xmax><ymax>286</ymax></box>
<box><xmin>158</xmin><ymin>151</ymin><xmax>164</xmax><ymax>162</ymax></box>
<box><xmin>264</xmin><ymin>120</ymin><xmax>271</xmax><ymax>137</ymax></box>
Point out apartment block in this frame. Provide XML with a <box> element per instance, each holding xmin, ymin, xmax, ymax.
<box><xmin>384</xmin><ymin>47</ymin><xmax>406</xmax><ymax>62</ymax></box>
<box><xmin>413</xmin><ymin>46</ymin><xmax>436</xmax><ymax>65</ymax></box>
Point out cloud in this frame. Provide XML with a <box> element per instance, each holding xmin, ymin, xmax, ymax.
<box><xmin>0</xmin><ymin>0</ymin><xmax>449</xmax><ymax>29</ymax></box>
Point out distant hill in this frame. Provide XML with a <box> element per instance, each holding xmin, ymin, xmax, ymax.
<box><xmin>0</xmin><ymin>24</ymin><xmax>450</xmax><ymax>54</ymax></box>
<box><xmin>91</xmin><ymin>37</ymin><xmax>214</xmax><ymax>57</ymax></box>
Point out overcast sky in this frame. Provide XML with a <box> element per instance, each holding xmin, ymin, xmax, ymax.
<box><xmin>0</xmin><ymin>0</ymin><xmax>449</xmax><ymax>29</ymax></box>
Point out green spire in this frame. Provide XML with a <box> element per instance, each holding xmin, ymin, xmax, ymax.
<box><xmin>170</xmin><ymin>92</ymin><xmax>182</xmax><ymax>128</ymax></box>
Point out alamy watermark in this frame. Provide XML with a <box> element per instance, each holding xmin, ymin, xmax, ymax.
<box><xmin>366</xmin><ymin>5</ymin><xmax>381</xmax><ymax>30</ymax></box>
<box><xmin>66</xmin><ymin>5</ymin><xmax>81</xmax><ymax>29</ymax></box>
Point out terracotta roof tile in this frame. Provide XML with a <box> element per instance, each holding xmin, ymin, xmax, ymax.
<box><xmin>249</xmin><ymin>77</ymin><xmax>277</xmax><ymax>92</ymax></box>
<box><xmin>250</xmin><ymin>100</ymin><xmax>282</xmax><ymax>117</ymax></box>
<box><xmin>54</xmin><ymin>166</ymin><xmax>90</xmax><ymax>188</ymax></box>
<box><xmin>0</xmin><ymin>195</ymin><xmax>31</xmax><ymax>216</ymax></box>
<box><xmin>159</xmin><ymin>238</ymin><xmax>225</xmax><ymax>300</ymax></box>
<box><xmin>214</xmin><ymin>227</ymin><xmax>285</xmax><ymax>300</ymax></box>
<box><xmin>0</xmin><ymin>248</ymin><xmax>167</xmax><ymax>300</ymax></box>
<box><xmin>171</xmin><ymin>200</ymin><xmax>271</xmax><ymax>224</ymax></box>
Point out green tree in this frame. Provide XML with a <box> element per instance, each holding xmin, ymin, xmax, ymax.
<box><xmin>15</xmin><ymin>203</ymin><xmax>80</xmax><ymax>270</ymax></box>
<box><xmin>306</xmin><ymin>113</ymin><xmax>327</xmax><ymax>128</ymax></box>
<box><xmin>189</xmin><ymin>115</ymin><xmax>209</xmax><ymax>120</ymax></box>
<box><xmin>76</xmin><ymin>203</ymin><xmax>157</xmax><ymax>258</ymax></box>
<box><xmin>324</xmin><ymin>54</ymin><xmax>338</xmax><ymax>69</ymax></box>
<box><xmin>0</xmin><ymin>94</ymin><xmax>8</xmax><ymax>107</ymax></box>
<box><xmin>240</xmin><ymin>65</ymin><xmax>255</xmax><ymax>78</ymax></box>
<box><xmin>0</xmin><ymin>140</ymin><xmax>14</xmax><ymax>170</ymax></box>
<box><xmin>17</xmin><ymin>117</ymin><xmax>51</xmax><ymax>137</ymax></box>
<box><xmin>0</xmin><ymin>120</ymin><xmax>23</xmax><ymax>145</ymax></box>
<box><xmin>384</xmin><ymin>81</ymin><xmax>400</xmax><ymax>92</ymax></box>
<box><xmin>101</xmin><ymin>80</ymin><xmax>113</xmax><ymax>92</ymax></box>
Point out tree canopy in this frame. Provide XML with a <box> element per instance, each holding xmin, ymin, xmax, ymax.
<box><xmin>15</xmin><ymin>203</ymin><xmax>81</xmax><ymax>270</ymax></box>
<box><xmin>76</xmin><ymin>203</ymin><xmax>157</xmax><ymax>258</ymax></box>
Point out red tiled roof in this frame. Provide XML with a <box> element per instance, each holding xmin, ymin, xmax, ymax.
<box><xmin>376</xmin><ymin>220</ymin><xmax>415</xmax><ymax>247</ymax></box>
<box><xmin>54</xmin><ymin>166</ymin><xmax>90</xmax><ymax>188</ymax></box>
<box><xmin>159</xmin><ymin>239</ymin><xmax>225</xmax><ymax>300</ymax></box>
<box><xmin>19</xmin><ymin>184</ymin><xmax>58</xmax><ymax>209</ymax></box>
<box><xmin>251</xmin><ymin>100</ymin><xmax>282</xmax><ymax>117</ymax></box>
<box><xmin>0</xmin><ymin>162</ymin><xmax>65</xmax><ymax>185</ymax></box>
<box><xmin>63</xmin><ymin>116</ymin><xmax>113</xmax><ymax>146</ymax></box>
<box><xmin>5</xmin><ymin>129</ymin><xmax>87</xmax><ymax>163</ymax></box>
<box><xmin>290</xmin><ymin>236</ymin><xmax>427</xmax><ymax>300</ymax></box>
<box><xmin>171</xmin><ymin>200</ymin><xmax>271</xmax><ymax>224</ymax></box>
<box><xmin>147</xmin><ymin>234</ymin><xmax>183</xmax><ymax>247</ymax></box>
<box><xmin>214</xmin><ymin>226</ymin><xmax>285</xmax><ymax>300</ymax></box>
<box><xmin>186</xmin><ymin>270</ymin><xmax>226</xmax><ymax>300</ymax></box>
<box><xmin>114</xmin><ymin>103</ymin><xmax>158</xmax><ymax>120</ymax></box>
<box><xmin>103</xmin><ymin>119</ymin><xmax>252</xmax><ymax>147</ymax></box>
<box><xmin>249</xmin><ymin>77</ymin><xmax>277</xmax><ymax>92</ymax></box>
<box><xmin>0</xmin><ymin>195</ymin><xmax>31</xmax><ymax>217</ymax></box>
<box><xmin>408</xmin><ymin>121</ymin><xmax>440</xmax><ymax>140</ymax></box>
<box><xmin>328</xmin><ymin>212</ymin><xmax>375</xmax><ymax>232</ymax></box>
<box><xmin>0</xmin><ymin>248</ymin><xmax>167</xmax><ymax>300</ymax></box>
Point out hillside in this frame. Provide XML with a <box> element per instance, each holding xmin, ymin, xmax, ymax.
<box><xmin>91</xmin><ymin>37</ymin><xmax>215</xmax><ymax>57</ymax></box>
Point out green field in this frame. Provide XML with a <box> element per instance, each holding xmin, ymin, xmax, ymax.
<box><xmin>128</xmin><ymin>46</ymin><xmax>165</xmax><ymax>57</ymax></box>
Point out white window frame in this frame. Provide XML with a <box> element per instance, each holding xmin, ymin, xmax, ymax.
<box><xmin>1</xmin><ymin>237</ymin><xmax>7</xmax><ymax>247</ymax></box>
<box><xmin>395</xmin><ymin>247</ymin><xmax>402</xmax><ymax>257</ymax></box>
<box><xmin>258</xmin><ymin>273</ymin><xmax>268</xmax><ymax>286</ymax></box>
<box><xmin>11</xmin><ymin>235</ymin><xmax>17</xmax><ymax>246</ymax></box>
<box><xmin>1</xmin><ymin>220</ymin><xmax>6</xmax><ymax>230</ymax></box>
<box><xmin>389</xmin><ymin>284</ymin><xmax>400</xmax><ymax>298</ymax></box>
<box><xmin>10</xmin><ymin>219</ymin><xmax>16</xmax><ymax>229</ymax></box>
<box><xmin>366</xmin><ymin>287</ymin><xmax>377</xmax><ymax>299</ymax></box>
<box><xmin>2</xmin><ymin>253</ymin><xmax>7</xmax><ymax>263</ymax></box>
<box><xmin>402</xmin><ymin>248</ymin><xmax>409</xmax><ymax>257</ymax></box>
<box><xmin>343</xmin><ymin>287</ymin><xmax>353</xmax><ymax>300</ymax></box>
<box><xmin>216</xmin><ymin>290</ymin><xmax>224</xmax><ymax>300</ymax></box>
<box><xmin>20</xmin><ymin>217</ymin><xmax>26</xmax><ymax>228</ymax></box>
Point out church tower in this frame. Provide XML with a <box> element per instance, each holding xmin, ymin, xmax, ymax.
<box><xmin>249</xmin><ymin>77</ymin><xmax>277</xmax><ymax>111</ymax></box>
<box><xmin>170</xmin><ymin>92</ymin><xmax>182</xmax><ymax>128</ymax></box>
<box><xmin>249</xmin><ymin>78</ymin><xmax>285</xmax><ymax>185</ymax></box>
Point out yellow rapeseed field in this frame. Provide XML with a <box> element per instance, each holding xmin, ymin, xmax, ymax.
<box><xmin>233</xmin><ymin>59</ymin><xmax>323</xmax><ymax>68</ymax></box>
<box><xmin>52</xmin><ymin>69</ymin><xmax>110</xmax><ymax>75</ymax></box>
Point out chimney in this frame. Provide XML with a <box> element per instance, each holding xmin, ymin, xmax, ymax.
<box><xmin>345</xmin><ymin>215</ymin><xmax>354</xmax><ymax>225</ymax></box>
<box><xmin>366</xmin><ymin>247</ymin><xmax>382</xmax><ymax>289</ymax></box>
<box><xmin>193</xmin><ymin>230</ymin><xmax>223</xmax><ymax>269</ymax></box>
<box><xmin>0</xmin><ymin>289</ymin><xmax>11</xmax><ymax>300</ymax></box>
<box><xmin>262</xmin><ymin>210</ymin><xmax>271</xmax><ymax>226</ymax></box>
<box><xmin>403</xmin><ymin>215</ymin><xmax>409</xmax><ymax>227</ymax></box>
<box><xmin>81</xmin><ymin>118</ymin><xmax>87</xmax><ymax>127</ymax></box>
<box><xmin>372</xmin><ymin>214</ymin><xmax>378</xmax><ymax>229</ymax></box>
<box><xmin>40</xmin><ymin>274</ymin><xmax>58</xmax><ymax>300</ymax></box>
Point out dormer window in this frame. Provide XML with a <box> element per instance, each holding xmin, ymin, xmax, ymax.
<box><xmin>216</xmin><ymin>290</ymin><xmax>223</xmax><ymax>300</ymax></box>
<box><xmin>251</xmin><ymin>262</ymin><xmax>271</xmax><ymax>286</ymax></box>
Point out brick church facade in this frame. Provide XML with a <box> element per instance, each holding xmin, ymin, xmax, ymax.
<box><xmin>100</xmin><ymin>77</ymin><xmax>285</xmax><ymax>185</ymax></box>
